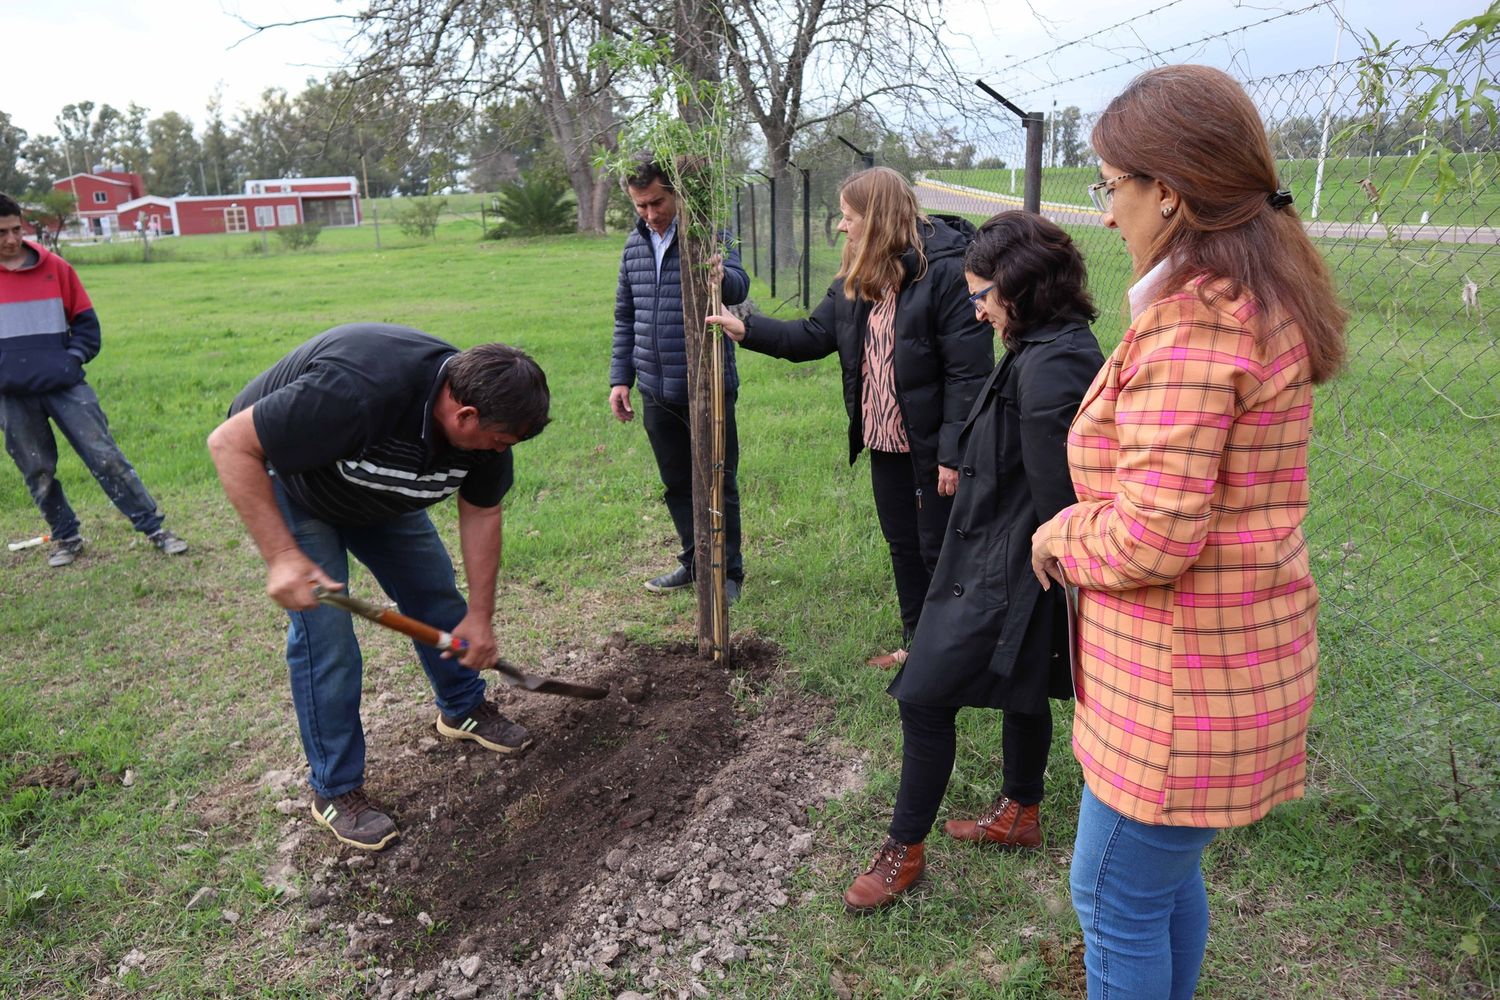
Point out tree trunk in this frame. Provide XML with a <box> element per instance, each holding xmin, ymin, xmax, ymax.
<box><xmin>675</xmin><ymin>1</ymin><xmax>730</xmax><ymax>661</ymax></box>
<box><xmin>766</xmin><ymin>134</ymin><xmax>800</xmax><ymax>305</ymax></box>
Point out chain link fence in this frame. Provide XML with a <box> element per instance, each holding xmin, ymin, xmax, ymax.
<box><xmin>740</xmin><ymin>33</ymin><xmax>1498</xmax><ymax>906</ymax></box>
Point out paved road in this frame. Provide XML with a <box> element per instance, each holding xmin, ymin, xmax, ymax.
<box><xmin>915</xmin><ymin>179</ymin><xmax>1500</xmax><ymax>246</ymax></box>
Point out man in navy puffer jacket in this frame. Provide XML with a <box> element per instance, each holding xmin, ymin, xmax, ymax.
<box><xmin>609</xmin><ymin>157</ymin><xmax>749</xmax><ymax>601</ymax></box>
<box><xmin>0</xmin><ymin>193</ymin><xmax>187</xmax><ymax>567</ymax></box>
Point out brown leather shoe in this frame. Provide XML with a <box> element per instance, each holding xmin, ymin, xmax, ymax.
<box><xmin>843</xmin><ymin>838</ymin><xmax>926</xmax><ymax>913</ymax></box>
<box><xmin>865</xmin><ymin>649</ymin><xmax>908</xmax><ymax>669</ymax></box>
<box><xmin>943</xmin><ymin>796</ymin><xmax>1042</xmax><ymax>850</ymax></box>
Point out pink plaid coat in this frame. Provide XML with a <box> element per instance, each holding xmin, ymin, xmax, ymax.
<box><xmin>1040</xmin><ymin>278</ymin><xmax>1320</xmax><ymax>828</ymax></box>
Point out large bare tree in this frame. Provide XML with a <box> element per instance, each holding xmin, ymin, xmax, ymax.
<box><xmin>712</xmin><ymin>0</ymin><xmax>960</xmax><ymax>297</ymax></box>
<box><xmin>247</xmin><ymin>0</ymin><xmax>631</xmax><ymax>231</ymax></box>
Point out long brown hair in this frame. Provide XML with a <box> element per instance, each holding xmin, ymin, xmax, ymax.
<box><xmin>1092</xmin><ymin>65</ymin><xmax>1347</xmax><ymax>382</ymax></box>
<box><xmin>837</xmin><ymin>167</ymin><xmax>926</xmax><ymax>301</ymax></box>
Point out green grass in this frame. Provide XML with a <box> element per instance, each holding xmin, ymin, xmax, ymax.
<box><xmin>0</xmin><ymin>227</ymin><xmax>1495</xmax><ymax>996</ymax></box>
<box><xmin>929</xmin><ymin>153</ymin><xmax>1500</xmax><ymax>227</ymax></box>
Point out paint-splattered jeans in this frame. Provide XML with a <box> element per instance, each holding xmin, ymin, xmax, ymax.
<box><xmin>0</xmin><ymin>381</ymin><xmax>164</xmax><ymax>540</ymax></box>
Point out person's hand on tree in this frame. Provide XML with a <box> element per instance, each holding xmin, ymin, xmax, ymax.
<box><xmin>706</xmin><ymin>311</ymin><xmax>746</xmax><ymax>341</ymax></box>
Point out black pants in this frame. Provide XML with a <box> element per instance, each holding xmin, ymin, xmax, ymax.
<box><xmin>639</xmin><ymin>389</ymin><xmax>744</xmax><ymax>582</ymax></box>
<box><xmin>868</xmin><ymin>448</ymin><xmax>952</xmax><ymax>646</ymax></box>
<box><xmin>888</xmin><ymin>700</ymin><xmax>1054</xmax><ymax>844</ymax></box>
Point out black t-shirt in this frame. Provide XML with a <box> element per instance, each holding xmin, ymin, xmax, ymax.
<box><xmin>230</xmin><ymin>323</ymin><xmax>513</xmax><ymax>525</ymax></box>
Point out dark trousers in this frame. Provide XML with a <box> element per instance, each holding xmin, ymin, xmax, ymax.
<box><xmin>868</xmin><ymin>448</ymin><xmax>951</xmax><ymax>646</ymax></box>
<box><xmin>639</xmin><ymin>389</ymin><xmax>744</xmax><ymax>583</ymax></box>
<box><xmin>889</xmin><ymin>700</ymin><xmax>1054</xmax><ymax>844</ymax></box>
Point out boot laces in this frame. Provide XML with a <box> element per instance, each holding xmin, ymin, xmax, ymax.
<box><xmin>867</xmin><ymin>838</ymin><xmax>910</xmax><ymax>882</ymax></box>
<box><xmin>980</xmin><ymin>796</ymin><xmax>1014</xmax><ymax>827</ymax></box>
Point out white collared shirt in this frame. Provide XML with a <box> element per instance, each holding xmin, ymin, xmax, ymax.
<box><xmin>649</xmin><ymin>220</ymin><xmax>677</xmax><ymax>280</ymax></box>
<box><xmin>1127</xmin><ymin>256</ymin><xmax>1176</xmax><ymax>323</ymax></box>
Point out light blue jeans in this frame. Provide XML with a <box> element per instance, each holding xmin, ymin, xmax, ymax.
<box><xmin>1070</xmin><ymin>785</ymin><xmax>1220</xmax><ymax>1000</ymax></box>
<box><xmin>274</xmin><ymin>482</ymin><xmax>487</xmax><ymax>798</ymax></box>
<box><xmin>0</xmin><ymin>382</ymin><xmax>164</xmax><ymax>540</ymax></box>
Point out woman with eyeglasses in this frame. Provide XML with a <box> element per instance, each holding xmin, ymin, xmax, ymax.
<box><xmin>708</xmin><ymin>166</ymin><xmax>993</xmax><ymax>669</ymax></box>
<box><xmin>819</xmin><ymin>211</ymin><xmax>1104</xmax><ymax>913</ymax></box>
<box><xmin>1030</xmin><ymin>66</ymin><xmax>1348</xmax><ymax>999</ymax></box>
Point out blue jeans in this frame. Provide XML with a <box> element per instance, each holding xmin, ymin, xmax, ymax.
<box><xmin>274</xmin><ymin>482</ymin><xmax>487</xmax><ymax>798</ymax></box>
<box><xmin>1071</xmin><ymin>785</ymin><xmax>1219</xmax><ymax>1000</ymax></box>
<box><xmin>0</xmin><ymin>382</ymin><xmax>164</xmax><ymax>539</ymax></box>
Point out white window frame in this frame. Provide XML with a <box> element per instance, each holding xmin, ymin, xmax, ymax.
<box><xmin>254</xmin><ymin>205</ymin><xmax>276</xmax><ymax>228</ymax></box>
<box><xmin>92</xmin><ymin>190</ymin><xmax>109</xmax><ymax>204</ymax></box>
<box><xmin>224</xmin><ymin>206</ymin><xmax>248</xmax><ymax>233</ymax></box>
<box><xmin>276</xmin><ymin>204</ymin><xmax>299</xmax><ymax>226</ymax></box>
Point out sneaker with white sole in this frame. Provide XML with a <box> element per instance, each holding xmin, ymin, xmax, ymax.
<box><xmin>47</xmin><ymin>536</ymin><xmax>85</xmax><ymax>568</ymax></box>
<box><xmin>310</xmin><ymin>787</ymin><xmax>400</xmax><ymax>851</ymax></box>
<box><xmin>643</xmin><ymin>565</ymin><xmax>692</xmax><ymax>593</ymax></box>
<box><xmin>148</xmin><ymin>529</ymin><xmax>188</xmax><ymax>555</ymax></box>
<box><xmin>436</xmin><ymin>700</ymin><xmax>532</xmax><ymax>754</ymax></box>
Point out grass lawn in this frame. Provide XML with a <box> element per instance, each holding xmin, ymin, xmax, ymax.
<box><xmin>0</xmin><ymin>223</ymin><xmax>1494</xmax><ymax>997</ymax></box>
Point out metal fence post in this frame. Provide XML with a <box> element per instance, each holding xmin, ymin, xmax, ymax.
<box><xmin>1024</xmin><ymin>111</ymin><xmax>1044</xmax><ymax>214</ymax></box>
<box><xmin>800</xmin><ymin>167</ymin><xmax>811</xmax><ymax>309</ymax></box>
<box><xmin>747</xmin><ymin>183</ymin><xmax>759</xmax><ymax>277</ymax></box>
<box><xmin>768</xmin><ymin>175</ymin><xmax>777</xmax><ymax>299</ymax></box>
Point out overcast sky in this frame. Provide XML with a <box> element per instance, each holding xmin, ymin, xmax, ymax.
<box><xmin>5</xmin><ymin>0</ymin><xmax>1482</xmax><ymax>141</ymax></box>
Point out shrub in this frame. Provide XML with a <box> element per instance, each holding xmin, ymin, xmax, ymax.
<box><xmin>483</xmin><ymin>172</ymin><xmax>574</xmax><ymax>239</ymax></box>
<box><xmin>395</xmin><ymin>198</ymin><xmax>447</xmax><ymax>239</ymax></box>
<box><xmin>274</xmin><ymin>223</ymin><xmax>322</xmax><ymax>251</ymax></box>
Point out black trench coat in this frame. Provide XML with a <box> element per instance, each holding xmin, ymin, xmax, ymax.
<box><xmin>888</xmin><ymin>317</ymin><xmax>1105</xmax><ymax>713</ymax></box>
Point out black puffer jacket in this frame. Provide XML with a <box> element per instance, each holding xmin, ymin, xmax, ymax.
<box><xmin>738</xmin><ymin>215</ymin><xmax>994</xmax><ymax>476</ymax></box>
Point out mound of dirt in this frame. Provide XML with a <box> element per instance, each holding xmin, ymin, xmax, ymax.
<box><xmin>272</xmin><ymin>636</ymin><xmax>862</xmax><ymax>999</ymax></box>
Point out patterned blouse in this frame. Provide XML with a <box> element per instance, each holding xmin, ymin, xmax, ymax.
<box><xmin>1041</xmin><ymin>272</ymin><xmax>1320</xmax><ymax>829</ymax></box>
<box><xmin>861</xmin><ymin>290</ymin><xmax>908</xmax><ymax>453</ymax></box>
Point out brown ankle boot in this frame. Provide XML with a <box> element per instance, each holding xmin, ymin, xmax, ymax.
<box><xmin>843</xmin><ymin>838</ymin><xmax>926</xmax><ymax>913</ymax></box>
<box><xmin>943</xmin><ymin>796</ymin><xmax>1042</xmax><ymax>849</ymax></box>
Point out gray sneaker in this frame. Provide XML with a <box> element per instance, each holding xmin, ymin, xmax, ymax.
<box><xmin>311</xmin><ymin>788</ymin><xmax>400</xmax><ymax>851</ymax></box>
<box><xmin>436</xmin><ymin>701</ymin><xmax>532</xmax><ymax>754</ymax></box>
<box><xmin>644</xmin><ymin>565</ymin><xmax>693</xmax><ymax>593</ymax></box>
<box><xmin>47</xmin><ymin>536</ymin><xmax>85</xmax><ymax>568</ymax></box>
<box><xmin>148</xmin><ymin>529</ymin><xmax>188</xmax><ymax>555</ymax></box>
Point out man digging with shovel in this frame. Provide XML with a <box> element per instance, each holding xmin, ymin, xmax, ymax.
<box><xmin>208</xmin><ymin>325</ymin><xmax>549</xmax><ymax>851</ymax></box>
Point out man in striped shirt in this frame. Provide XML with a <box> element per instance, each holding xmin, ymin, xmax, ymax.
<box><xmin>209</xmin><ymin>324</ymin><xmax>550</xmax><ymax>851</ymax></box>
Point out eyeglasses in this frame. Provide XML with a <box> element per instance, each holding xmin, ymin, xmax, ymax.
<box><xmin>967</xmin><ymin>283</ymin><xmax>995</xmax><ymax>307</ymax></box>
<box><xmin>1086</xmin><ymin>172</ymin><xmax>1142</xmax><ymax>213</ymax></box>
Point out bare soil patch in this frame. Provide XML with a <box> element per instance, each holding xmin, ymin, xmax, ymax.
<box><xmin>261</xmin><ymin>636</ymin><xmax>861</xmax><ymax>998</ymax></box>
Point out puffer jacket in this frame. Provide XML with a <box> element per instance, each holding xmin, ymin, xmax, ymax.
<box><xmin>738</xmin><ymin>215</ymin><xmax>994</xmax><ymax>477</ymax></box>
<box><xmin>0</xmin><ymin>242</ymin><xmax>100</xmax><ymax>395</ymax></box>
<box><xmin>611</xmin><ymin>219</ymin><xmax>750</xmax><ymax>405</ymax></box>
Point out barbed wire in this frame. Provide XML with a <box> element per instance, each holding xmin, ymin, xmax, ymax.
<box><xmin>998</xmin><ymin>0</ymin><xmax>1194</xmax><ymax>74</ymax></box>
<box><xmin>1007</xmin><ymin>0</ymin><xmax>1337</xmax><ymax>101</ymax></box>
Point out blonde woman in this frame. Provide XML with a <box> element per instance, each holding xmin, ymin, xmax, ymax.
<box><xmin>710</xmin><ymin>166</ymin><xmax>993</xmax><ymax>665</ymax></box>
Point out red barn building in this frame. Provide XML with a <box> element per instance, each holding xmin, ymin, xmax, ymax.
<box><xmin>54</xmin><ymin>170</ymin><xmax>146</xmax><ymax>236</ymax></box>
<box><xmin>53</xmin><ymin>175</ymin><xmax>361</xmax><ymax>238</ymax></box>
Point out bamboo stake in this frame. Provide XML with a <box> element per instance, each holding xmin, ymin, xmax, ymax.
<box><xmin>708</xmin><ymin>283</ymin><xmax>728</xmax><ymax>662</ymax></box>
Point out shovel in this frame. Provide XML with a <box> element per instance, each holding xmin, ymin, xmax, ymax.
<box><xmin>312</xmin><ymin>586</ymin><xmax>608</xmax><ymax>700</ymax></box>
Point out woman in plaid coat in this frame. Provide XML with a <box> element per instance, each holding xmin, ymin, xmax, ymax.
<box><xmin>1030</xmin><ymin>66</ymin><xmax>1347</xmax><ymax>999</ymax></box>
